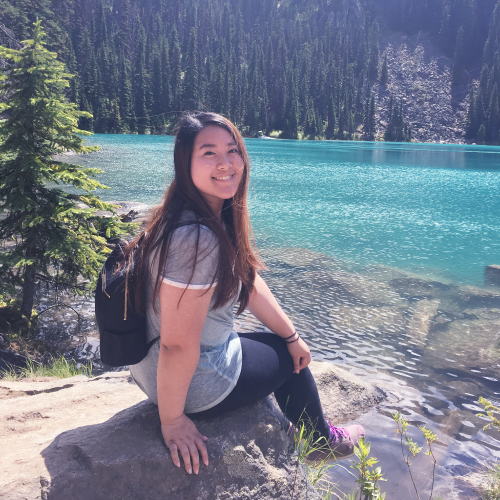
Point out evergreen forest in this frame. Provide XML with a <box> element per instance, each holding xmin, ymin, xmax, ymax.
<box><xmin>1</xmin><ymin>0</ymin><xmax>500</xmax><ymax>144</ymax></box>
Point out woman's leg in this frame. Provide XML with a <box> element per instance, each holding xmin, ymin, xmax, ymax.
<box><xmin>188</xmin><ymin>332</ymin><xmax>330</xmax><ymax>441</ymax></box>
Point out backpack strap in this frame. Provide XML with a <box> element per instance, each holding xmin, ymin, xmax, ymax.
<box><xmin>146</xmin><ymin>219</ymin><xmax>211</xmax><ymax>352</ymax></box>
<box><xmin>150</xmin><ymin>219</ymin><xmax>209</xmax><ymax>252</ymax></box>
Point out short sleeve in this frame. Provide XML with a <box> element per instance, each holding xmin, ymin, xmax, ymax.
<box><xmin>162</xmin><ymin>225</ymin><xmax>219</xmax><ymax>290</ymax></box>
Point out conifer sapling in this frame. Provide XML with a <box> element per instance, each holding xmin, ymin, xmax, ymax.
<box><xmin>0</xmin><ymin>20</ymin><xmax>130</xmax><ymax>325</ymax></box>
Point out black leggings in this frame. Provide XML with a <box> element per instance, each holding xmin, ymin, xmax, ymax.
<box><xmin>188</xmin><ymin>332</ymin><xmax>331</xmax><ymax>441</ymax></box>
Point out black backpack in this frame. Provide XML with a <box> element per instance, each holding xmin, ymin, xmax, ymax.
<box><xmin>95</xmin><ymin>220</ymin><xmax>205</xmax><ymax>367</ymax></box>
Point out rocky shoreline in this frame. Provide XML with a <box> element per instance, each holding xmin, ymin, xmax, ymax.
<box><xmin>0</xmin><ymin>361</ymin><xmax>385</xmax><ymax>500</ymax></box>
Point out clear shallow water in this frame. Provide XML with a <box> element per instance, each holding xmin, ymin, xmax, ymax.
<box><xmin>59</xmin><ymin>135</ymin><xmax>500</xmax><ymax>498</ymax></box>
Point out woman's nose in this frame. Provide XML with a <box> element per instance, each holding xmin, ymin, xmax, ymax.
<box><xmin>217</xmin><ymin>154</ymin><xmax>232</xmax><ymax>169</ymax></box>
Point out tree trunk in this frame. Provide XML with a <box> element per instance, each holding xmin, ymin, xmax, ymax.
<box><xmin>20</xmin><ymin>247</ymin><xmax>36</xmax><ymax>320</ymax></box>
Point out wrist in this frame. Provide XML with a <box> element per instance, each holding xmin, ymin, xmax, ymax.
<box><xmin>283</xmin><ymin>331</ymin><xmax>300</xmax><ymax>344</ymax></box>
<box><xmin>160</xmin><ymin>414</ymin><xmax>185</xmax><ymax>426</ymax></box>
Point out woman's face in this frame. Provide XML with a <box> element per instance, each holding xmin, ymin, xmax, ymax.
<box><xmin>191</xmin><ymin>125</ymin><xmax>244</xmax><ymax>215</ymax></box>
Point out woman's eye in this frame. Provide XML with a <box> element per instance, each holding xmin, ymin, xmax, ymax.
<box><xmin>229</xmin><ymin>148</ymin><xmax>239</xmax><ymax>154</ymax></box>
<box><xmin>203</xmin><ymin>151</ymin><xmax>216</xmax><ymax>156</ymax></box>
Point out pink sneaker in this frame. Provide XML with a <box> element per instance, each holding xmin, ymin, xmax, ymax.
<box><xmin>305</xmin><ymin>422</ymin><xmax>365</xmax><ymax>463</ymax></box>
<box><xmin>327</xmin><ymin>423</ymin><xmax>365</xmax><ymax>459</ymax></box>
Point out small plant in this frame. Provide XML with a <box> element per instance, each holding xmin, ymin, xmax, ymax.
<box><xmin>478</xmin><ymin>462</ymin><xmax>500</xmax><ymax>500</ymax></box>
<box><xmin>1</xmin><ymin>355</ymin><xmax>92</xmax><ymax>380</ymax></box>
<box><xmin>477</xmin><ymin>397</ymin><xmax>500</xmax><ymax>433</ymax></box>
<box><xmin>476</xmin><ymin>399</ymin><xmax>500</xmax><ymax>500</ymax></box>
<box><xmin>292</xmin><ymin>419</ymin><xmax>339</xmax><ymax>498</ymax></box>
<box><xmin>393</xmin><ymin>412</ymin><xmax>438</xmax><ymax>500</ymax></box>
<box><xmin>348</xmin><ymin>436</ymin><xmax>386</xmax><ymax>500</ymax></box>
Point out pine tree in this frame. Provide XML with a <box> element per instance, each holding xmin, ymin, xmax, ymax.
<box><xmin>118</xmin><ymin>55</ymin><xmax>134</xmax><ymax>133</ymax></box>
<box><xmin>0</xmin><ymin>21</ymin><xmax>128</xmax><ymax>322</ymax></box>
<box><xmin>465</xmin><ymin>87</ymin><xmax>477</xmax><ymax>139</ymax></box>
<box><xmin>485</xmin><ymin>83</ymin><xmax>499</xmax><ymax>144</ymax></box>
<box><xmin>475</xmin><ymin>86</ymin><xmax>486</xmax><ymax>133</ymax></box>
<box><xmin>325</xmin><ymin>95</ymin><xmax>336</xmax><ymax>140</ymax></box>
<box><xmin>452</xmin><ymin>26</ymin><xmax>465</xmax><ymax>85</ymax></box>
<box><xmin>476</xmin><ymin>123</ymin><xmax>486</xmax><ymax>144</ymax></box>
<box><xmin>183</xmin><ymin>26</ymin><xmax>199</xmax><ymax>110</ymax></box>
<box><xmin>364</xmin><ymin>93</ymin><xmax>376</xmax><ymax>141</ymax></box>
<box><xmin>384</xmin><ymin>97</ymin><xmax>411</xmax><ymax>142</ymax></box>
<box><xmin>170</xmin><ymin>25</ymin><xmax>183</xmax><ymax>111</ymax></box>
<box><xmin>281</xmin><ymin>66</ymin><xmax>299</xmax><ymax>139</ymax></box>
<box><xmin>368</xmin><ymin>21</ymin><xmax>380</xmax><ymax>82</ymax></box>
<box><xmin>380</xmin><ymin>53</ymin><xmax>389</xmax><ymax>86</ymax></box>
<box><xmin>133</xmin><ymin>19</ymin><xmax>149</xmax><ymax>134</ymax></box>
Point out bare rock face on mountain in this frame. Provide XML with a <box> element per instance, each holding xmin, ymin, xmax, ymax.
<box><xmin>0</xmin><ymin>361</ymin><xmax>385</xmax><ymax>500</ymax></box>
<box><xmin>376</xmin><ymin>30</ymin><xmax>469</xmax><ymax>144</ymax></box>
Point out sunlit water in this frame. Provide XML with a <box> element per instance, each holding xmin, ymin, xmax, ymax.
<box><xmin>59</xmin><ymin>135</ymin><xmax>500</xmax><ymax>498</ymax></box>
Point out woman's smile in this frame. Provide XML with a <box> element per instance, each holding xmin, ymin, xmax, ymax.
<box><xmin>191</xmin><ymin>124</ymin><xmax>244</xmax><ymax>214</ymax></box>
<box><xmin>213</xmin><ymin>174</ymin><xmax>235</xmax><ymax>181</ymax></box>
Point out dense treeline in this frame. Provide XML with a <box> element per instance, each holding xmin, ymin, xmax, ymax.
<box><xmin>0</xmin><ymin>0</ymin><xmax>499</xmax><ymax>142</ymax></box>
<box><xmin>465</xmin><ymin>2</ymin><xmax>500</xmax><ymax>144</ymax></box>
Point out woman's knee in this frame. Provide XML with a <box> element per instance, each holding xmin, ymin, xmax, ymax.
<box><xmin>239</xmin><ymin>331</ymin><xmax>294</xmax><ymax>375</ymax></box>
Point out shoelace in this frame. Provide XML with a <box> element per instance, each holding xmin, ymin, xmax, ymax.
<box><xmin>328</xmin><ymin>422</ymin><xmax>349</xmax><ymax>444</ymax></box>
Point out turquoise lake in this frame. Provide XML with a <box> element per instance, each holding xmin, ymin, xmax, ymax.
<box><xmin>60</xmin><ymin>135</ymin><xmax>500</xmax><ymax>498</ymax></box>
<box><xmin>73</xmin><ymin>134</ymin><xmax>500</xmax><ymax>287</ymax></box>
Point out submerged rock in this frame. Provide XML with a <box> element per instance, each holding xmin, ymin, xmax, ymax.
<box><xmin>485</xmin><ymin>265</ymin><xmax>500</xmax><ymax>287</ymax></box>
<box><xmin>425</xmin><ymin>316</ymin><xmax>500</xmax><ymax>365</ymax></box>
<box><xmin>456</xmin><ymin>286</ymin><xmax>500</xmax><ymax>309</ymax></box>
<box><xmin>389</xmin><ymin>277</ymin><xmax>451</xmax><ymax>301</ymax></box>
<box><xmin>260</xmin><ymin>247</ymin><xmax>342</xmax><ymax>271</ymax></box>
<box><xmin>406</xmin><ymin>299</ymin><xmax>440</xmax><ymax>341</ymax></box>
<box><xmin>0</xmin><ymin>361</ymin><xmax>384</xmax><ymax>500</ymax></box>
<box><xmin>329</xmin><ymin>304</ymin><xmax>406</xmax><ymax>335</ymax></box>
<box><xmin>337</xmin><ymin>272</ymin><xmax>408</xmax><ymax>308</ymax></box>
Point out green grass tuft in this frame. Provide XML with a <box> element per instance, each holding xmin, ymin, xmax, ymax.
<box><xmin>1</xmin><ymin>355</ymin><xmax>93</xmax><ymax>380</ymax></box>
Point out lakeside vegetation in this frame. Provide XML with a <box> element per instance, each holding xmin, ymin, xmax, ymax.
<box><xmin>0</xmin><ymin>0</ymin><xmax>499</xmax><ymax>143</ymax></box>
<box><xmin>0</xmin><ymin>21</ymin><xmax>131</xmax><ymax>338</ymax></box>
<box><xmin>0</xmin><ymin>355</ymin><xmax>93</xmax><ymax>380</ymax></box>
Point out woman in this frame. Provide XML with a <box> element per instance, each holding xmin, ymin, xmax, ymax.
<box><xmin>128</xmin><ymin>112</ymin><xmax>364</xmax><ymax>475</ymax></box>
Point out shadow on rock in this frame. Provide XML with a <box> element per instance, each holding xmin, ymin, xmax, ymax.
<box><xmin>41</xmin><ymin>399</ymin><xmax>318</xmax><ymax>500</ymax></box>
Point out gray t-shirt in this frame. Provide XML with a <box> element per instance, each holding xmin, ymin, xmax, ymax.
<box><xmin>129</xmin><ymin>213</ymin><xmax>242</xmax><ymax>413</ymax></box>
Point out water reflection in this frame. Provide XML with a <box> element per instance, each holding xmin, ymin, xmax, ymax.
<box><xmin>254</xmin><ymin>139</ymin><xmax>500</xmax><ymax>171</ymax></box>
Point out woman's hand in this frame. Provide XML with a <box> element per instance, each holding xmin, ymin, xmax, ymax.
<box><xmin>287</xmin><ymin>335</ymin><xmax>311</xmax><ymax>374</ymax></box>
<box><xmin>161</xmin><ymin>413</ymin><xmax>209</xmax><ymax>474</ymax></box>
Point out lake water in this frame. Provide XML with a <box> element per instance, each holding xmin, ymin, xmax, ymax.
<box><xmin>60</xmin><ymin>135</ymin><xmax>500</xmax><ymax>498</ymax></box>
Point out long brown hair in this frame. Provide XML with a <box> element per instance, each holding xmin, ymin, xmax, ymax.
<box><xmin>127</xmin><ymin>112</ymin><xmax>264</xmax><ymax>314</ymax></box>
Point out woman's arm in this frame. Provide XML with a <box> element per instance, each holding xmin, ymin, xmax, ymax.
<box><xmin>247</xmin><ymin>273</ymin><xmax>311</xmax><ymax>373</ymax></box>
<box><xmin>157</xmin><ymin>281</ymin><xmax>215</xmax><ymax>475</ymax></box>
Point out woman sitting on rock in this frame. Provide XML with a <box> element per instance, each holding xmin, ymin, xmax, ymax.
<box><xmin>127</xmin><ymin>112</ymin><xmax>365</xmax><ymax>474</ymax></box>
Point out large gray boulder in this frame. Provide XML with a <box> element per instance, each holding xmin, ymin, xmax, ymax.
<box><xmin>0</xmin><ymin>361</ymin><xmax>385</xmax><ymax>500</ymax></box>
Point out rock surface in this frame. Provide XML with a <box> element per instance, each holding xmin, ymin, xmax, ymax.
<box><xmin>307</xmin><ymin>361</ymin><xmax>386</xmax><ymax>424</ymax></box>
<box><xmin>406</xmin><ymin>299</ymin><xmax>440</xmax><ymax>341</ymax></box>
<box><xmin>0</xmin><ymin>361</ymin><xmax>385</xmax><ymax>500</ymax></box>
<box><xmin>485</xmin><ymin>265</ymin><xmax>500</xmax><ymax>287</ymax></box>
<box><xmin>376</xmin><ymin>29</ymin><xmax>469</xmax><ymax>144</ymax></box>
